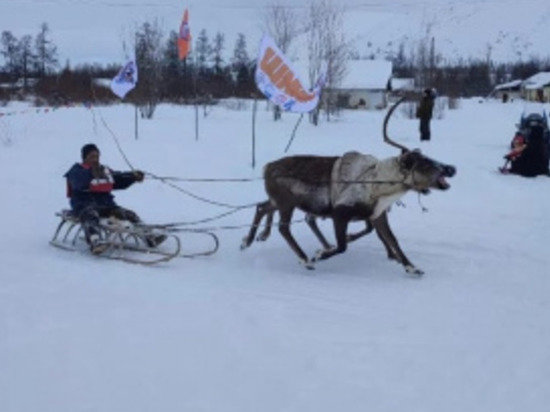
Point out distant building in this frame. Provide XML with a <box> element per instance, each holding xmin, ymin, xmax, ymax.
<box><xmin>389</xmin><ymin>77</ymin><xmax>415</xmax><ymax>93</ymax></box>
<box><xmin>324</xmin><ymin>59</ymin><xmax>393</xmax><ymax>110</ymax></box>
<box><xmin>521</xmin><ymin>72</ymin><xmax>550</xmax><ymax>102</ymax></box>
<box><xmin>490</xmin><ymin>79</ymin><xmax>523</xmax><ymax>102</ymax></box>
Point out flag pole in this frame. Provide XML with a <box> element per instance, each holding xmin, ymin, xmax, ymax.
<box><xmin>134</xmin><ymin>105</ymin><xmax>139</xmax><ymax>140</ymax></box>
<box><xmin>195</xmin><ymin>102</ymin><xmax>199</xmax><ymax>141</ymax></box>
<box><xmin>177</xmin><ymin>8</ymin><xmax>192</xmax><ymax>140</ymax></box>
<box><xmin>252</xmin><ymin>97</ymin><xmax>258</xmax><ymax>168</ymax></box>
<box><xmin>284</xmin><ymin>114</ymin><xmax>304</xmax><ymax>153</ymax></box>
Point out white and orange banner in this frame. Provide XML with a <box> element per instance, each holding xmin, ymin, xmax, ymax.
<box><xmin>110</xmin><ymin>60</ymin><xmax>138</xmax><ymax>99</ymax></box>
<box><xmin>255</xmin><ymin>35</ymin><xmax>325</xmax><ymax>113</ymax></box>
<box><xmin>178</xmin><ymin>8</ymin><xmax>191</xmax><ymax>60</ymax></box>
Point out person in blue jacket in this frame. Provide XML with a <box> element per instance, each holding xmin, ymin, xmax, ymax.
<box><xmin>64</xmin><ymin>143</ymin><xmax>164</xmax><ymax>254</ymax></box>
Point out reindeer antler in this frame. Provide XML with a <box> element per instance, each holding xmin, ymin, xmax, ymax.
<box><xmin>382</xmin><ymin>96</ymin><xmax>410</xmax><ymax>153</ymax></box>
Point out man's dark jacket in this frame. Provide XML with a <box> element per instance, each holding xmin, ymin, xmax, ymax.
<box><xmin>64</xmin><ymin>163</ymin><xmax>138</xmax><ymax>215</ymax></box>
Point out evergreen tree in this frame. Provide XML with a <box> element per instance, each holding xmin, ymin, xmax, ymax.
<box><xmin>231</xmin><ymin>33</ymin><xmax>252</xmax><ymax>95</ymax></box>
<box><xmin>161</xmin><ymin>30</ymin><xmax>184</xmax><ymax>101</ymax></box>
<box><xmin>211</xmin><ymin>32</ymin><xmax>225</xmax><ymax>75</ymax></box>
<box><xmin>231</xmin><ymin>33</ymin><xmax>249</xmax><ymax>68</ymax></box>
<box><xmin>195</xmin><ymin>29</ymin><xmax>211</xmax><ymax>72</ymax></box>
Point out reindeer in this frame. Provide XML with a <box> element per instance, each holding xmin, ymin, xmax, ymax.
<box><xmin>240</xmin><ymin>97</ymin><xmax>456</xmax><ymax>274</ymax></box>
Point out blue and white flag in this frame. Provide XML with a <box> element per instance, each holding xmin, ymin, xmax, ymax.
<box><xmin>110</xmin><ymin>60</ymin><xmax>138</xmax><ymax>99</ymax></box>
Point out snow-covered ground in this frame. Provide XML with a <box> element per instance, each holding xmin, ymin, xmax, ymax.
<box><xmin>1</xmin><ymin>98</ymin><xmax>549</xmax><ymax>411</ymax></box>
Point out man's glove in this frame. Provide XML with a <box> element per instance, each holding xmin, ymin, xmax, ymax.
<box><xmin>133</xmin><ymin>170</ymin><xmax>145</xmax><ymax>182</ymax></box>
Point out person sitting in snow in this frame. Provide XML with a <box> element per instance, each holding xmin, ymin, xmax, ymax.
<box><xmin>502</xmin><ymin>126</ymin><xmax>550</xmax><ymax>177</ymax></box>
<box><xmin>64</xmin><ymin>143</ymin><xmax>165</xmax><ymax>254</ymax></box>
<box><xmin>501</xmin><ymin>133</ymin><xmax>527</xmax><ymax>173</ymax></box>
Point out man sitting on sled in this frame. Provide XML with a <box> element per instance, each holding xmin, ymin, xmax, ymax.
<box><xmin>64</xmin><ymin>143</ymin><xmax>165</xmax><ymax>254</ymax></box>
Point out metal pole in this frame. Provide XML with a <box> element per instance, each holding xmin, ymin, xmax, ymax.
<box><xmin>252</xmin><ymin>98</ymin><xmax>257</xmax><ymax>169</ymax></box>
<box><xmin>135</xmin><ymin>105</ymin><xmax>138</xmax><ymax>140</ymax></box>
<box><xmin>284</xmin><ymin>113</ymin><xmax>304</xmax><ymax>153</ymax></box>
<box><xmin>195</xmin><ymin>103</ymin><xmax>199</xmax><ymax>141</ymax></box>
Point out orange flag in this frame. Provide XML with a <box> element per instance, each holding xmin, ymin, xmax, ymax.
<box><xmin>178</xmin><ymin>8</ymin><xmax>191</xmax><ymax>60</ymax></box>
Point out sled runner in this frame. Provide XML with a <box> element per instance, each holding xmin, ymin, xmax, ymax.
<box><xmin>50</xmin><ymin>210</ymin><xmax>219</xmax><ymax>265</ymax></box>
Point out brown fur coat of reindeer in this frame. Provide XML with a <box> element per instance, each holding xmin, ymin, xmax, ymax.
<box><xmin>240</xmin><ymin>97</ymin><xmax>456</xmax><ymax>274</ymax></box>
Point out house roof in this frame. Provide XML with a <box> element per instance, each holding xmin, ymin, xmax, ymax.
<box><xmin>390</xmin><ymin>77</ymin><xmax>415</xmax><ymax>91</ymax></box>
<box><xmin>494</xmin><ymin>79</ymin><xmax>523</xmax><ymax>91</ymax></box>
<box><xmin>523</xmin><ymin>72</ymin><xmax>550</xmax><ymax>90</ymax></box>
<box><xmin>340</xmin><ymin>59</ymin><xmax>393</xmax><ymax>90</ymax></box>
<box><xmin>291</xmin><ymin>59</ymin><xmax>393</xmax><ymax>91</ymax></box>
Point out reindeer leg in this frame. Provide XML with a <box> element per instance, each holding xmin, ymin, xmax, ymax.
<box><xmin>278</xmin><ymin>207</ymin><xmax>314</xmax><ymax>269</ymax></box>
<box><xmin>305</xmin><ymin>214</ymin><xmax>333</xmax><ymax>250</ymax></box>
<box><xmin>241</xmin><ymin>200</ymin><xmax>274</xmax><ymax>250</ymax></box>
<box><xmin>257</xmin><ymin>208</ymin><xmax>274</xmax><ymax>241</ymax></box>
<box><xmin>346</xmin><ymin>220</ymin><xmax>375</xmax><ymax>243</ymax></box>
<box><xmin>372</xmin><ymin>212</ymin><xmax>424</xmax><ymax>275</ymax></box>
<box><xmin>313</xmin><ymin>213</ymin><xmax>349</xmax><ymax>262</ymax></box>
<box><xmin>370</xmin><ymin>212</ymin><xmax>398</xmax><ymax>261</ymax></box>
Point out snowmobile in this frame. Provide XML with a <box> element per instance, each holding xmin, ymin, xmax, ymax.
<box><xmin>50</xmin><ymin>210</ymin><xmax>219</xmax><ymax>265</ymax></box>
<box><xmin>499</xmin><ymin>111</ymin><xmax>550</xmax><ymax>177</ymax></box>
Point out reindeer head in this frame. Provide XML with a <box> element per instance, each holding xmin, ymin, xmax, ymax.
<box><xmin>399</xmin><ymin>150</ymin><xmax>456</xmax><ymax>194</ymax></box>
<box><xmin>383</xmin><ymin>96</ymin><xmax>456</xmax><ymax>194</ymax></box>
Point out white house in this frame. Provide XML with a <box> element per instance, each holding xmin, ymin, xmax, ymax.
<box><xmin>292</xmin><ymin>59</ymin><xmax>393</xmax><ymax>110</ymax></box>
<box><xmin>521</xmin><ymin>72</ymin><xmax>550</xmax><ymax>102</ymax></box>
<box><xmin>390</xmin><ymin>77</ymin><xmax>415</xmax><ymax>93</ymax></box>
<box><xmin>325</xmin><ymin>59</ymin><xmax>393</xmax><ymax>110</ymax></box>
<box><xmin>490</xmin><ymin>79</ymin><xmax>523</xmax><ymax>102</ymax></box>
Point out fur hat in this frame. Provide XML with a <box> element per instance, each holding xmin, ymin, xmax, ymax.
<box><xmin>424</xmin><ymin>88</ymin><xmax>437</xmax><ymax>98</ymax></box>
<box><xmin>81</xmin><ymin>143</ymin><xmax>99</xmax><ymax>160</ymax></box>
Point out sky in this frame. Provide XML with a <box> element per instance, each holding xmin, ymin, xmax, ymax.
<box><xmin>1</xmin><ymin>96</ymin><xmax>550</xmax><ymax>411</ymax></box>
<box><xmin>1</xmin><ymin>0</ymin><xmax>550</xmax><ymax>67</ymax></box>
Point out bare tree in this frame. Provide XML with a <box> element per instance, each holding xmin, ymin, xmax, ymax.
<box><xmin>415</xmin><ymin>17</ymin><xmax>440</xmax><ymax>89</ymax></box>
<box><xmin>18</xmin><ymin>35</ymin><xmax>35</xmax><ymax>90</ymax></box>
<box><xmin>262</xmin><ymin>1</ymin><xmax>299</xmax><ymax>54</ymax></box>
<box><xmin>305</xmin><ymin>0</ymin><xmax>349</xmax><ymax>123</ymax></box>
<box><xmin>262</xmin><ymin>1</ymin><xmax>300</xmax><ymax>121</ymax></box>
<box><xmin>134</xmin><ymin>19</ymin><xmax>164</xmax><ymax>119</ymax></box>
<box><xmin>34</xmin><ymin>22</ymin><xmax>58</xmax><ymax>77</ymax></box>
<box><xmin>1</xmin><ymin>31</ymin><xmax>21</xmax><ymax>79</ymax></box>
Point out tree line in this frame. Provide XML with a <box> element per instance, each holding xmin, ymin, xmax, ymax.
<box><xmin>0</xmin><ymin>21</ymin><xmax>258</xmax><ymax>111</ymax></box>
<box><xmin>1</xmin><ymin>5</ymin><xmax>549</xmax><ymax>113</ymax></box>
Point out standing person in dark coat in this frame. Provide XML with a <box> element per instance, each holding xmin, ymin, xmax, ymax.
<box><xmin>64</xmin><ymin>143</ymin><xmax>164</xmax><ymax>254</ymax></box>
<box><xmin>416</xmin><ymin>88</ymin><xmax>436</xmax><ymax>141</ymax></box>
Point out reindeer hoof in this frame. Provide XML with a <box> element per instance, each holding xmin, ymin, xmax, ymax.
<box><xmin>300</xmin><ymin>259</ymin><xmax>315</xmax><ymax>270</ymax></box>
<box><xmin>405</xmin><ymin>266</ymin><xmax>424</xmax><ymax>276</ymax></box>
<box><xmin>313</xmin><ymin>249</ymin><xmax>326</xmax><ymax>261</ymax></box>
<box><xmin>240</xmin><ymin>237</ymin><xmax>250</xmax><ymax>250</ymax></box>
<box><xmin>256</xmin><ymin>232</ymin><xmax>270</xmax><ymax>242</ymax></box>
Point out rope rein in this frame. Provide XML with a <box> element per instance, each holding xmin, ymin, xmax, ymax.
<box><xmin>144</xmin><ymin>171</ymin><xmax>259</xmax><ymax>210</ymax></box>
<box><xmin>89</xmin><ymin>95</ymin><xmax>428</xmax><ymax>233</ymax></box>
